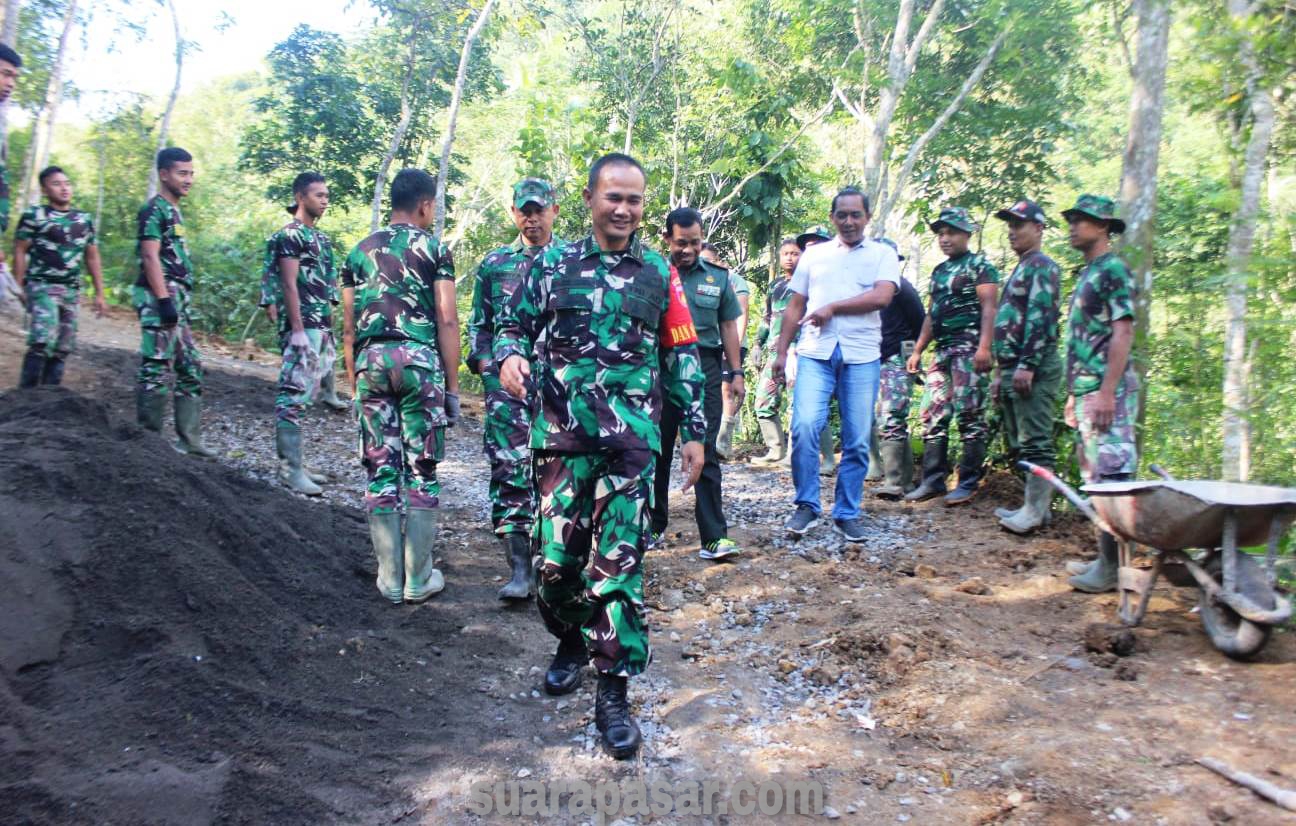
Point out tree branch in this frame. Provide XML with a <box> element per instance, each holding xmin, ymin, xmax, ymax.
<box><xmin>434</xmin><ymin>0</ymin><xmax>497</xmax><ymax>238</ymax></box>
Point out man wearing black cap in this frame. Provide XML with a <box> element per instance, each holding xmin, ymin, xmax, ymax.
<box><xmin>990</xmin><ymin>200</ymin><xmax>1062</xmax><ymax>533</ymax></box>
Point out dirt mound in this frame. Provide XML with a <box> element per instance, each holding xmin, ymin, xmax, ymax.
<box><xmin>0</xmin><ymin>388</ymin><xmax>500</xmax><ymax>824</ymax></box>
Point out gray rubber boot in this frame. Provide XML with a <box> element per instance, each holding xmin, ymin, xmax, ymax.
<box><xmin>1000</xmin><ymin>473</ymin><xmax>1055</xmax><ymax>535</ymax></box>
<box><xmin>819</xmin><ymin>424</ymin><xmax>836</xmax><ymax>476</ymax></box>
<box><xmin>751</xmin><ymin>417</ymin><xmax>785</xmax><ymax>466</ymax></box>
<box><xmin>173</xmin><ymin>396</ymin><xmax>219</xmax><ymax>458</ymax></box>
<box><xmin>1068</xmin><ymin>533</ymin><xmax>1119</xmax><ymax>593</ymax></box>
<box><xmin>19</xmin><ymin>350</ymin><xmax>45</xmax><ymax>388</ymax></box>
<box><xmin>275</xmin><ymin>425</ymin><xmax>323</xmax><ymax>496</ymax></box>
<box><xmin>303</xmin><ymin>465</ymin><xmax>328</xmax><ymax>485</ymax></box>
<box><xmin>866</xmin><ymin>424</ymin><xmax>884</xmax><ymax>481</ymax></box>
<box><xmin>498</xmin><ymin>533</ymin><xmax>532</xmax><ymax>601</ymax></box>
<box><xmin>318</xmin><ymin>369</ymin><xmax>349</xmax><ymax>412</ymax></box>
<box><xmin>875</xmin><ymin>440</ymin><xmax>911</xmax><ymax>500</ymax></box>
<box><xmin>716</xmin><ymin>415</ymin><xmax>738</xmax><ymax>460</ymax></box>
<box><xmin>136</xmin><ymin>389</ymin><xmax>167</xmax><ymax>433</ymax></box>
<box><xmin>403</xmin><ymin>508</ymin><xmax>445</xmax><ymax>603</ymax></box>
<box><xmin>366</xmin><ymin>511</ymin><xmax>404</xmax><ymax>604</ymax></box>
<box><xmin>943</xmin><ymin>439</ymin><xmax>987</xmax><ymax>505</ymax></box>
<box><xmin>905</xmin><ymin>439</ymin><xmax>949</xmax><ymax>502</ymax></box>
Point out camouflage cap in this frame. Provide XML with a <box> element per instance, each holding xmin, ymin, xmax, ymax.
<box><xmin>1061</xmin><ymin>194</ymin><xmax>1125</xmax><ymax>234</ymax></box>
<box><xmin>513</xmin><ymin>177</ymin><xmax>556</xmax><ymax>209</ymax></box>
<box><xmin>877</xmin><ymin>237</ymin><xmax>906</xmax><ymax>261</ymax></box>
<box><xmin>796</xmin><ymin>225</ymin><xmax>832</xmax><ymax>250</ymax></box>
<box><xmin>929</xmin><ymin>206</ymin><xmax>977</xmax><ymax>234</ymax></box>
<box><xmin>994</xmin><ymin>198</ymin><xmax>1047</xmax><ymax>225</ymax></box>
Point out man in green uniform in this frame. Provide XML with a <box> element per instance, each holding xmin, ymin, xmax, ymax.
<box><xmin>1059</xmin><ymin>194</ymin><xmax>1138</xmax><ymax>592</ymax></box>
<box><xmin>751</xmin><ymin>237</ymin><xmax>801</xmax><ymax>465</ymax></box>
<box><xmin>466</xmin><ymin>177</ymin><xmax>565</xmax><ymax>601</ymax></box>
<box><xmin>651</xmin><ymin>207</ymin><xmax>744</xmax><ymax>561</ymax></box>
<box><xmin>265</xmin><ymin>172</ymin><xmax>339</xmax><ymax>496</ymax></box>
<box><xmin>702</xmin><ymin>242</ymin><xmax>749</xmax><ymax>460</ymax></box>
<box><xmin>0</xmin><ymin>45</ymin><xmax>20</xmax><ymax>241</ymax></box>
<box><xmin>13</xmin><ymin>166</ymin><xmax>105</xmax><ymax>387</ymax></box>
<box><xmin>991</xmin><ymin>199</ymin><xmax>1063</xmax><ymax>534</ymax></box>
<box><xmin>905</xmin><ymin>207</ymin><xmax>999</xmax><ymax>505</ymax></box>
<box><xmin>495</xmin><ymin>153</ymin><xmax>705</xmax><ymax>760</ymax></box>
<box><xmin>341</xmin><ymin>168</ymin><xmax>460</xmax><ymax>606</ymax></box>
<box><xmin>134</xmin><ymin>147</ymin><xmax>218</xmax><ymax>458</ymax></box>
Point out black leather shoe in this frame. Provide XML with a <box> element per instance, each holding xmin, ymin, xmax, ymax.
<box><xmin>543</xmin><ymin>632</ymin><xmax>587</xmax><ymax>696</ymax></box>
<box><xmin>595</xmin><ymin>674</ymin><xmax>641</xmax><ymax>760</ymax></box>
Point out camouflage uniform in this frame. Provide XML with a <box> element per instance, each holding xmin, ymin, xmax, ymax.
<box><xmin>263</xmin><ymin>220</ymin><xmax>340</xmax><ymax>426</ymax></box>
<box><xmin>754</xmin><ymin>275</ymin><xmax>795</xmax><ymax>419</ymax></box>
<box><xmin>1067</xmin><ymin>250</ymin><xmax>1138</xmax><ymax>482</ymax></box>
<box><xmin>494</xmin><ymin>233</ymin><xmax>704</xmax><ymax>677</ymax></box>
<box><xmin>877</xmin><ymin>354</ymin><xmax>913</xmax><ymax>441</ymax></box>
<box><xmin>341</xmin><ymin>224</ymin><xmax>455</xmax><ymax>514</ymax></box>
<box><xmin>16</xmin><ymin>205</ymin><xmax>96</xmax><ymax>359</ymax></box>
<box><xmin>993</xmin><ymin>249</ymin><xmax>1063</xmax><ymax>468</ymax></box>
<box><xmin>133</xmin><ymin>196</ymin><xmax>202</xmax><ymax>397</ymax></box>
<box><xmin>467</xmin><ymin>231</ymin><xmax>566</xmax><ymax>536</ymax></box>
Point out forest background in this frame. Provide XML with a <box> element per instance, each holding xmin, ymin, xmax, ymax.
<box><xmin>1</xmin><ymin>0</ymin><xmax>1292</xmax><ymax>486</ymax></box>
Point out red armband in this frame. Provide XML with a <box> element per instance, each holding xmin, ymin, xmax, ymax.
<box><xmin>661</xmin><ymin>265</ymin><xmax>698</xmax><ymax>347</ymax></box>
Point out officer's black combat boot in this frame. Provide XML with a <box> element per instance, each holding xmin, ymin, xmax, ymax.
<box><xmin>40</xmin><ymin>356</ymin><xmax>66</xmax><ymax>386</ymax></box>
<box><xmin>944</xmin><ymin>439</ymin><xmax>987</xmax><ymax>505</ymax></box>
<box><xmin>543</xmin><ymin>630</ymin><xmax>588</xmax><ymax>696</ymax></box>
<box><xmin>497</xmin><ymin>533</ymin><xmax>532</xmax><ymax>601</ymax></box>
<box><xmin>595</xmin><ymin>674</ymin><xmax>642</xmax><ymax>760</ymax></box>
<box><xmin>904</xmin><ymin>438</ymin><xmax>949</xmax><ymax>502</ymax></box>
<box><xmin>18</xmin><ymin>350</ymin><xmax>45</xmax><ymax>388</ymax></box>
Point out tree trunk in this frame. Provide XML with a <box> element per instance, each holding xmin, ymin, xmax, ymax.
<box><xmin>1220</xmin><ymin>0</ymin><xmax>1275</xmax><ymax>482</ymax></box>
<box><xmin>370</xmin><ymin>19</ymin><xmax>420</xmax><ymax>232</ymax></box>
<box><xmin>1117</xmin><ymin>0</ymin><xmax>1170</xmax><ymax>452</ymax></box>
<box><xmin>94</xmin><ymin>136</ymin><xmax>105</xmax><ymax>229</ymax></box>
<box><xmin>17</xmin><ymin>0</ymin><xmax>76</xmax><ymax>211</ymax></box>
<box><xmin>434</xmin><ymin>0</ymin><xmax>495</xmax><ymax>239</ymax></box>
<box><xmin>147</xmin><ymin>0</ymin><xmax>182</xmax><ymax>200</ymax></box>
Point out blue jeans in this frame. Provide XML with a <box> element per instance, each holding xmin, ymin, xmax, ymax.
<box><xmin>790</xmin><ymin>345</ymin><xmax>880</xmax><ymax>520</ymax></box>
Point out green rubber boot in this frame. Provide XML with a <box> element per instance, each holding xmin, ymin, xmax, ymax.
<box><xmin>498</xmin><ymin>533</ymin><xmax>532</xmax><ymax>601</ymax></box>
<box><xmin>403</xmin><ymin>508</ymin><xmax>445</xmax><ymax>604</ymax></box>
<box><xmin>819</xmin><ymin>424</ymin><xmax>836</xmax><ymax>476</ymax></box>
<box><xmin>875</xmin><ymin>440</ymin><xmax>912</xmax><ymax>500</ymax></box>
<box><xmin>366</xmin><ymin>511</ymin><xmax>404</xmax><ymax>604</ymax></box>
<box><xmin>174</xmin><ymin>396</ymin><xmax>219</xmax><ymax>458</ymax></box>
<box><xmin>317</xmin><ymin>369</ymin><xmax>349</xmax><ymax>412</ymax></box>
<box><xmin>1068</xmin><ymin>533</ymin><xmax>1119</xmax><ymax>593</ymax></box>
<box><xmin>866</xmin><ymin>423</ymin><xmax>884</xmax><ymax>481</ymax></box>
<box><xmin>275</xmin><ymin>425</ymin><xmax>323</xmax><ymax>496</ymax></box>
<box><xmin>19</xmin><ymin>350</ymin><xmax>46</xmax><ymax>388</ymax></box>
<box><xmin>751</xmin><ymin>417</ymin><xmax>785</xmax><ymax>466</ymax></box>
<box><xmin>716</xmin><ymin>415</ymin><xmax>738</xmax><ymax>460</ymax></box>
<box><xmin>999</xmin><ymin>473</ymin><xmax>1054</xmax><ymax>535</ymax></box>
<box><xmin>136</xmin><ymin>389</ymin><xmax>167</xmax><ymax>433</ymax></box>
<box><xmin>905</xmin><ymin>439</ymin><xmax>949</xmax><ymax>502</ymax></box>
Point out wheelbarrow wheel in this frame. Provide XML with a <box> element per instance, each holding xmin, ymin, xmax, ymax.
<box><xmin>1198</xmin><ymin>553</ymin><xmax>1273</xmax><ymax>660</ymax></box>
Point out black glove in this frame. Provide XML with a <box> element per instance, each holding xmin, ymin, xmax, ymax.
<box><xmin>445</xmin><ymin>392</ymin><xmax>461</xmax><ymax>426</ymax></box>
<box><xmin>157</xmin><ymin>296</ymin><xmax>179</xmax><ymax>327</ymax></box>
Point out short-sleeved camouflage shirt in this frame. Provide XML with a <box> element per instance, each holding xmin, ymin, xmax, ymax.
<box><xmin>927</xmin><ymin>251</ymin><xmax>999</xmax><ymax>351</ymax></box>
<box><xmin>341</xmin><ymin>223</ymin><xmax>454</xmax><ymax>351</ymax></box>
<box><xmin>134</xmin><ymin>196</ymin><xmax>194</xmax><ymax>289</ymax></box>
<box><xmin>261</xmin><ymin>220</ymin><xmax>338</xmax><ymax>330</ymax></box>
<box><xmin>1066</xmin><ymin>251</ymin><xmax>1136</xmax><ymax>396</ymax></box>
<box><xmin>758</xmin><ymin>275</ymin><xmax>795</xmax><ymax>350</ymax></box>
<box><xmin>15</xmin><ymin>205</ymin><xmax>97</xmax><ymax>286</ymax></box>
<box><xmin>992</xmin><ymin>249</ymin><xmax>1061</xmax><ymax>371</ymax></box>
<box><xmin>466</xmin><ymin>235</ymin><xmax>566</xmax><ymax>371</ymax></box>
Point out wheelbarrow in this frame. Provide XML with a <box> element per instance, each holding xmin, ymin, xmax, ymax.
<box><xmin>1020</xmin><ymin>461</ymin><xmax>1295</xmax><ymax>659</ymax></box>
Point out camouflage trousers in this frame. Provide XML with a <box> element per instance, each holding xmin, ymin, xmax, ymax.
<box><xmin>1074</xmin><ymin>370</ymin><xmax>1139</xmax><ymax>483</ymax></box>
<box><xmin>275</xmin><ymin>328</ymin><xmax>336</xmax><ymax>426</ymax></box>
<box><xmin>482</xmin><ymin>367</ymin><xmax>534</xmax><ymax>536</ymax></box>
<box><xmin>25</xmin><ymin>281</ymin><xmax>79</xmax><ymax>358</ymax></box>
<box><xmin>355</xmin><ymin>341</ymin><xmax>448</xmax><ymax>515</ymax></box>
<box><xmin>534</xmin><ymin>448</ymin><xmax>654</xmax><ymax>677</ymax></box>
<box><xmin>133</xmin><ymin>284</ymin><xmax>202</xmax><ymax>398</ymax></box>
<box><xmin>753</xmin><ymin>346</ymin><xmax>786</xmax><ymax>420</ymax></box>
<box><xmin>920</xmin><ymin>347</ymin><xmax>989</xmax><ymax>443</ymax></box>
<box><xmin>877</xmin><ymin>353</ymin><xmax>914</xmax><ymax>441</ymax></box>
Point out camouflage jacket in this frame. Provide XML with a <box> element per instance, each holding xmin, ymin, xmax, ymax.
<box><xmin>340</xmin><ymin>223</ymin><xmax>454</xmax><ymax>352</ymax></box>
<box><xmin>15</xmin><ymin>205</ymin><xmax>97</xmax><ymax>286</ymax></box>
<box><xmin>756</xmin><ymin>275</ymin><xmax>795</xmax><ymax>350</ymax></box>
<box><xmin>493</xmin><ymin>233</ymin><xmax>706</xmax><ymax>454</ymax></box>
<box><xmin>676</xmin><ymin>258</ymin><xmax>742</xmax><ymax>350</ymax></box>
<box><xmin>1066</xmin><ymin>251</ymin><xmax>1136</xmax><ymax>396</ymax></box>
<box><xmin>466</xmin><ymin>234</ymin><xmax>566</xmax><ymax>372</ymax></box>
<box><xmin>992</xmin><ymin>249</ymin><xmax>1061</xmax><ymax>370</ymax></box>
<box><xmin>134</xmin><ymin>196</ymin><xmax>194</xmax><ymax>290</ymax></box>
<box><xmin>260</xmin><ymin>220</ymin><xmax>338</xmax><ymax>331</ymax></box>
<box><xmin>927</xmin><ymin>251</ymin><xmax>999</xmax><ymax>351</ymax></box>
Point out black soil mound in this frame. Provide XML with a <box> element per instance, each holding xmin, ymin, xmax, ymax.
<box><xmin>0</xmin><ymin>388</ymin><xmax>524</xmax><ymax>824</ymax></box>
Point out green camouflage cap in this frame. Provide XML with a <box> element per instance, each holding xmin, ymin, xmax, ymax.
<box><xmin>796</xmin><ymin>225</ymin><xmax>832</xmax><ymax>250</ymax></box>
<box><xmin>1061</xmin><ymin>194</ymin><xmax>1125</xmax><ymax>234</ymax></box>
<box><xmin>878</xmin><ymin>237</ymin><xmax>906</xmax><ymax>261</ymax></box>
<box><xmin>513</xmin><ymin>177</ymin><xmax>556</xmax><ymax>209</ymax></box>
<box><xmin>929</xmin><ymin>206</ymin><xmax>977</xmax><ymax>234</ymax></box>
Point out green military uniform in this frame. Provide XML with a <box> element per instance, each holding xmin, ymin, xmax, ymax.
<box><xmin>494</xmin><ymin>233</ymin><xmax>705</xmax><ymax>676</ymax></box>
<box><xmin>133</xmin><ymin>196</ymin><xmax>201</xmax><ymax>398</ymax></box>
<box><xmin>650</xmin><ymin>256</ymin><xmax>739</xmax><ymax>548</ymax></box>
<box><xmin>754</xmin><ymin>274</ymin><xmax>795</xmax><ymax>419</ymax></box>
<box><xmin>15</xmin><ymin>205</ymin><xmax>97</xmax><ymax>384</ymax></box>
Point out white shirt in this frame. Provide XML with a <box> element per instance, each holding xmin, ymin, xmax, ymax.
<box><xmin>788</xmin><ymin>236</ymin><xmax>901</xmax><ymax>363</ymax></box>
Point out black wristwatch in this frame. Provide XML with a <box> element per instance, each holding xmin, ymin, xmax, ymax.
<box><xmin>721</xmin><ymin>369</ymin><xmax>739</xmax><ymax>381</ymax></box>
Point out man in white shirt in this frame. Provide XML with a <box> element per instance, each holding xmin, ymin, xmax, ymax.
<box><xmin>770</xmin><ymin>187</ymin><xmax>900</xmax><ymax>541</ymax></box>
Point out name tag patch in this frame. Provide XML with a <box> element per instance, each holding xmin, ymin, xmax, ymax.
<box><xmin>696</xmin><ymin>284</ymin><xmax>722</xmax><ymax>297</ymax></box>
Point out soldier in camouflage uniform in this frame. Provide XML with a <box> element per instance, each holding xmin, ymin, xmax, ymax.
<box><xmin>0</xmin><ymin>45</ymin><xmax>19</xmax><ymax>241</ymax></box>
<box><xmin>466</xmin><ymin>177</ymin><xmax>566</xmax><ymax>601</ymax></box>
<box><xmin>872</xmin><ymin>238</ymin><xmax>925</xmax><ymax>499</ymax></box>
<box><xmin>495</xmin><ymin>153</ymin><xmax>705</xmax><ymax>760</ymax></box>
<box><xmin>990</xmin><ymin>199</ymin><xmax>1063</xmax><ymax>534</ymax></box>
<box><xmin>905</xmin><ymin>207</ymin><xmax>1000</xmax><ymax>505</ymax></box>
<box><xmin>133</xmin><ymin>147</ymin><xmax>218</xmax><ymax>458</ymax></box>
<box><xmin>13</xmin><ymin>167</ymin><xmax>106</xmax><ymax>387</ymax></box>
<box><xmin>751</xmin><ymin>237</ymin><xmax>801</xmax><ymax>465</ymax></box>
<box><xmin>1060</xmin><ymin>194</ymin><xmax>1138</xmax><ymax>593</ymax></box>
<box><xmin>701</xmin><ymin>242</ymin><xmax>749</xmax><ymax>460</ymax></box>
<box><xmin>341</xmin><ymin>168</ymin><xmax>460</xmax><ymax>608</ymax></box>
<box><xmin>265</xmin><ymin>172</ymin><xmax>340</xmax><ymax>496</ymax></box>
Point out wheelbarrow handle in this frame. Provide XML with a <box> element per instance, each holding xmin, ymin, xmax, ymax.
<box><xmin>1017</xmin><ymin>461</ymin><xmax>1119</xmax><ymax>536</ymax></box>
<box><xmin>1148</xmin><ymin>463</ymin><xmax>1176</xmax><ymax>481</ymax></box>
